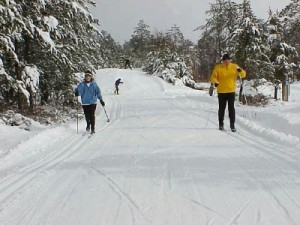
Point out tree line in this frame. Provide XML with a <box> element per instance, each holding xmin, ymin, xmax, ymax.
<box><xmin>0</xmin><ymin>0</ymin><xmax>121</xmax><ymax>114</ymax></box>
<box><xmin>125</xmin><ymin>0</ymin><xmax>300</xmax><ymax>86</ymax></box>
<box><xmin>1</xmin><ymin>0</ymin><xmax>300</xmax><ymax>118</ymax></box>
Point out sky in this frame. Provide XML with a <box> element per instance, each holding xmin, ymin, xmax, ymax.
<box><xmin>90</xmin><ymin>0</ymin><xmax>291</xmax><ymax>44</ymax></box>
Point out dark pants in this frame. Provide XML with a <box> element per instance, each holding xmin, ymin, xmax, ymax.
<box><xmin>82</xmin><ymin>104</ymin><xmax>97</xmax><ymax>130</ymax></box>
<box><xmin>218</xmin><ymin>92</ymin><xmax>235</xmax><ymax>128</ymax></box>
<box><xmin>114</xmin><ymin>85</ymin><xmax>119</xmax><ymax>94</ymax></box>
<box><xmin>124</xmin><ymin>61</ymin><xmax>131</xmax><ymax>69</ymax></box>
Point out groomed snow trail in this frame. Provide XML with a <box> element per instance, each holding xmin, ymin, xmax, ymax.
<box><xmin>0</xmin><ymin>69</ymin><xmax>300</xmax><ymax>225</ymax></box>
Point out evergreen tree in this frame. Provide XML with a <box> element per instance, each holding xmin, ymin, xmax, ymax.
<box><xmin>226</xmin><ymin>0</ymin><xmax>273</xmax><ymax>80</ymax></box>
<box><xmin>144</xmin><ymin>30</ymin><xmax>195</xmax><ymax>88</ymax></box>
<box><xmin>278</xmin><ymin>0</ymin><xmax>300</xmax><ymax>80</ymax></box>
<box><xmin>197</xmin><ymin>30</ymin><xmax>219</xmax><ymax>81</ymax></box>
<box><xmin>97</xmin><ymin>30</ymin><xmax>123</xmax><ymax>68</ymax></box>
<box><xmin>199</xmin><ymin>0</ymin><xmax>239</xmax><ymax>61</ymax></box>
<box><xmin>126</xmin><ymin>20</ymin><xmax>152</xmax><ymax>67</ymax></box>
<box><xmin>267</xmin><ymin>11</ymin><xmax>298</xmax><ymax>82</ymax></box>
<box><xmin>1</xmin><ymin>0</ymin><xmax>104</xmax><ymax>112</ymax></box>
<box><xmin>166</xmin><ymin>25</ymin><xmax>185</xmax><ymax>53</ymax></box>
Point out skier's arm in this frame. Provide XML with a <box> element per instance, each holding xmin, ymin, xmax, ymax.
<box><xmin>210</xmin><ymin>66</ymin><xmax>219</xmax><ymax>85</ymax></box>
<box><xmin>95</xmin><ymin>84</ymin><xmax>103</xmax><ymax>101</ymax></box>
<box><xmin>236</xmin><ymin>65</ymin><xmax>246</xmax><ymax>79</ymax></box>
<box><xmin>75</xmin><ymin>83</ymin><xmax>83</xmax><ymax>96</ymax></box>
<box><xmin>95</xmin><ymin>84</ymin><xmax>105</xmax><ymax>106</ymax></box>
<box><xmin>239</xmin><ymin>69</ymin><xmax>246</xmax><ymax>79</ymax></box>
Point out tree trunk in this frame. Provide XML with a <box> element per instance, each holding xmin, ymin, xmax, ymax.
<box><xmin>15</xmin><ymin>39</ymin><xmax>23</xmax><ymax>111</ymax></box>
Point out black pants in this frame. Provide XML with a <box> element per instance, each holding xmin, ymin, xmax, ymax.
<box><xmin>82</xmin><ymin>104</ymin><xmax>97</xmax><ymax>130</ymax></box>
<box><xmin>218</xmin><ymin>92</ymin><xmax>235</xmax><ymax>128</ymax></box>
<box><xmin>124</xmin><ymin>61</ymin><xmax>131</xmax><ymax>69</ymax></box>
<box><xmin>114</xmin><ymin>85</ymin><xmax>119</xmax><ymax>94</ymax></box>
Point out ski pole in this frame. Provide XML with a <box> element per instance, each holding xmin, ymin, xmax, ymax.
<box><xmin>206</xmin><ymin>87</ymin><xmax>215</xmax><ymax>127</ymax></box>
<box><xmin>76</xmin><ymin>105</ymin><xmax>79</xmax><ymax>134</ymax></box>
<box><xmin>103</xmin><ymin>106</ymin><xmax>110</xmax><ymax>122</ymax></box>
<box><xmin>239</xmin><ymin>76</ymin><xmax>244</xmax><ymax>103</ymax></box>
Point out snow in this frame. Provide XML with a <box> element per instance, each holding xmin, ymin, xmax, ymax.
<box><xmin>71</xmin><ymin>2</ymin><xmax>90</xmax><ymax>17</ymax></box>
<box><xmin>38</xmin><ymin>0</ymin><xmax>46</xmax><ymax>8</ymax></box>
<box><xmin>0</xmin><ymin>68</ymin><xmax>300</xmax><ymax>225</ymax></box>
<box><xmin>0</xmin><ymin>58</ymin><xmax>5</xmax><ymax>74</ymax></box>
<box><xmin>242</xmin><ymin>79</ymin><xmax>274</xmax><ymax>97</ymax></box>
<box><xmin>23</xmin><ymin>65</ymin><xmax>40</xmax><ymax>93</ymax></box>
<box><xmin>36</xmin><ymin>27</ymin><xmax>56</xmax><ymax>51</ymax></box>
<box><xmin>43</xmin><ymin>16</ymin><xmax>59</xmax><ymax>31</ymax></box>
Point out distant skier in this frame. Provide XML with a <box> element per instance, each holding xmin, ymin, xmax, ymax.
<box><xmin>75</xmin><ymin>70</ymin><xmax>105</xmax><ymax>134</ymax></box>
<box><xmin>114</xmin><ymin>78</ymin><xmax>123</xmax><ymax>95</ymax></box>
<box><xmin>210</xmin><ymin>54</ymin><xmax>246</xmax><ymax>132</ymax></box>
<box><xmin>124</xmin><ymin>57</ymin><xmax>132</xmax><ymax>69</ymax></box>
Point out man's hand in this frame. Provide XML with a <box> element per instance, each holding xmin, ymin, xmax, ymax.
<box><xmin>100</xmin><ymin>99</ymin><xmax>105</xmax><ymax>106</ymax></box>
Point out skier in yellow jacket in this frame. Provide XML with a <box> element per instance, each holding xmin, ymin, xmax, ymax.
<box><xmin>210</xmin><ymin>54</ymin><xmax>246</xmax><ymax>132</ymax></box>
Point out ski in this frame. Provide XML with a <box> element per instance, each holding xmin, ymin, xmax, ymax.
<box><xmin>82</xmin><ymin>132</ymin><xmax>89</xmax><ymax>136</ymax></box>
<box><xmin>88</xmin><ymin>133</ymin><xmax>95</xmax><ymax>138</ymax></box>
<box><xmin>218</xmin><ymin>128</ymin><xmax>238</xmax><ymax>133</ymax></box>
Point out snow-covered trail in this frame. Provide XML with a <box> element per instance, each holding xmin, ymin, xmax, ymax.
<box><xmin>0</xmin><ymin>69</ymin><xmax>300</xmax><ymax>225</ymax></box>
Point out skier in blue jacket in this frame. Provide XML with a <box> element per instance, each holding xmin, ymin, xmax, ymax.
<box><xmin>75</xmin><ymin>71</ymin><xmax>105</xmax><ymax>134</ymax></box>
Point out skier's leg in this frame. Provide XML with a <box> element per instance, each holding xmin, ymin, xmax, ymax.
<box><xmin>218</xmin><ymin>93</ymin><xmax>226</xmax><ymax>129</ymax></box>
<box><xmin>82</xmin><ymin>105</ymin><xmax>90</xmax><ymax>130</ymax></box>
<box><xmin>228</xmin><ymin>92</ymin><xmax>236</xmax><ymax>129</ymax></box>
<box><xmin>90</xmin><ymin>104</ymin><xmax>97</xmax><ymax>133</ymax></box>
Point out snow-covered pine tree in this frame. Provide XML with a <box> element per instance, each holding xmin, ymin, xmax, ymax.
<box><xmin>97</xmin><ymin>30</ymin><xmax>123</xmax><ymax>68</ymax></box>
<box><xmin>166</xmin><ymin>25</ymin><xmax>185</xmax><ymax>54</ymax></box>
<box><xmin>143</xmin><ymin>28</ymin><xmax>195</xmax><ymax>88</ymax></box>
<box><xmin>35</xmin><ymin>0</ymin><xmax>103</xmax><ymax>106</ymax></box>
<box><xmin>278</xmin><ymin>0</ymin><xmax>300</xmax><ymax>80</ymax></box>
<box><xmin>196</xmin><ymin>30</ymin><xmax>220</xmax><ymax>81</ymax></box>
<box><xmin>226</xmin><ymin>0</ymin><xmax>273</xmax><ymax>80</ymax></box>
<box><xmin>0</xmin><ymin>0</ymin><xmax>30</xmax><ymax>109</ymax></box>
<box><xmin>1</xmin><ymin>0</ymin><xmax>104</xmax><ymax>112</ymax></box>
<box><xmin>267</xmin><ymin>11</ymin><xmax>298</xmax><ymax>82</ymax></box>
<box><xmin>198</xmin><ymin>0</ymin><xmax>239</xmax><ymax>62</ymax></box>
<box><xmin>125</xmin><ymin>20</ymin><xmax>152</xmax><ymax>67</ymax></box>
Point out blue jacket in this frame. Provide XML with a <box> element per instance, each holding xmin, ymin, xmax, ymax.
<box><xmin>75</xmin><ymin>81</ymin><xmax>103</xmax><ymax>105</ymax></box>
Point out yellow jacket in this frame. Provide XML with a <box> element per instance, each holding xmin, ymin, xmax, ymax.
<box><xmin>210</xmin><ymin>63</ymin><xmax>246</xmax><ymax>93</ymax></box>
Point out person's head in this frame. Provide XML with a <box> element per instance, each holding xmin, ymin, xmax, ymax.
<box><xmin>84</xmin><ymin>70</ymin><xmax>93</xmax><ymax>83</ymax></box>
<box><xmin>222</xmin><ymin>54</ymin><xmax>231</xmax><ymax>65</ymax></box>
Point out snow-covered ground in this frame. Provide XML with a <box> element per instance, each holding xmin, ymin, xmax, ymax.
<box><xmin>0</xmin><ymin>68</ymin><xmax>300</xmax><ymax>225</ymax></box>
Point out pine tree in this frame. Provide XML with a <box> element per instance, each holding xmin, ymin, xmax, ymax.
<box><xmin>98</xmin><ymin>30</ymin><xmax>123</xmax><ymax>68</ymax></box>
<box><xmin>144</xmin><ymin>30</ymin><xmax>195</xmax><ymax>87</ymax></box>
<box><xmin>267</xmin><ymin>11</ymin><xmax>298</xmax><ymax>82</ymax></box>
<box><xmin>166</xmin><ymin>25</ymin><xmax>185</xmax><ymax>53</ymax></box>
<box><xmin>226</xmin><ymin>0</ymin><xmax>273</xmax><ymax>80</ymax></box>
<box><xmin>126</xmin><ymin>20</ymin><xmax>152</xmax><ymax>67</ymax></box>
<box><xmin>1</xmin><ymin>0</ymin><xmax>105</xmax><ymax>114</ymax></box>
<box><xmin>197</xmin><ymin>30</ymin><xmax>219</xmax><ymax>81</ymax></box>
<box><xmin>278</xmin><ymin>0</ymin><xmax>300</xmax><ymax>80</ymax></box>
<box><xmin>199</xmin><ymin>0</ymin><xmax>239</xmax><ymax>61</ymax></box>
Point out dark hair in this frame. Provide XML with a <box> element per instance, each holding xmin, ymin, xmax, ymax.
<box><xmin>222</xmin><ymin>54</ymin><xmax>231</xmax><ymax>61</ymax></box>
